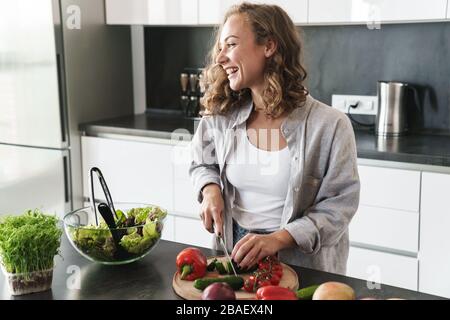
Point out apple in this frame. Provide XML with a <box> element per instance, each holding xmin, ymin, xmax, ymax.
<box><xmin>312</xmin><ymin>282</ymin><xmax>356</xmax><ymax>300</ymax></box>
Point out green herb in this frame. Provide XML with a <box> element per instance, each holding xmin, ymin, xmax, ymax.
<box><xmin>0</xmin><ymin>209</ymin><xmax>62</xmax><ymax>275</ymax></box>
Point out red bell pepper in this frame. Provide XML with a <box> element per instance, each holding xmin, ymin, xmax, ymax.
<box><xmin>176</xmin><ymin>247</ymin><xmax>207</xmax><ymax>281</ymax></box>
<box><xmin>256</xmin><ymin>285</ymin><xmax>297</xmax><ymax>300</ymax></box>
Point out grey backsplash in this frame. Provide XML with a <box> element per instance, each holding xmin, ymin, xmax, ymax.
<box><xmin>145</xmin><ymin>22</ymin><xmax>450</xmax><ymax>133</ymax></box>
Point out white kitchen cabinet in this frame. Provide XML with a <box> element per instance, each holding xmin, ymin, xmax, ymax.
<box><xmin>309</xmin><ymin>0</ymin><xmax>359</xmax><ymax>24</ymax></box>
<box><xmin>174</xmin><ymin>216</ymin><xmax>213</xmax><ymax>248</ymax></box>
<box><xmin>358</xmin><ymin>165</ymin><xmax>420</xmax><ymax>212</ymax></box>
<box><xmin>0</xmin><ymin>145</ymin><xmax>69</xmax><ymax>218</ymax></box>
<box><xmin>268</xmin><ymin>0</ymin><xmax>308</xmax><ymax>24</ymax></box>
<box><xmin>198</xmin><ymin>0</ymin><xmax>240</xmax><ymax>25</ymax></box>
<box><xmin>251</xmin><ymin>0</ymin><xmax>308</xmax><ymax>25</ymax></box>
<box><xmin>419</xmin><ymin>172</ymin><xmax>450</xmax><ymax>298</ymax></box>
<box><xmin>105</xmin><ymin>0</ymin><xmax>198</xmax><ymax>25</ymax></box>
<box><xmin>172</xmin><ymin>142</ymin><xmax>199</xmax><ymax>217</ymax></box>
<box><xmin>350</xmin><ymin>205</ymin><xmax>419</xmax><ymax>253</ymax></box>
<box><xmin>347</xmin><ymin>246</ymin><xmax>418</xmax><ymax>291</ymax></box>
<box><xmin>309</xmin><ymin>0</ymin><xmax>447</xmax><ymax>24</ymax></box>
<box><xmin>198</xmin><ymin>0</ymin><xmax>308</xmax><ymax>25</ymax></box>
<box><xmin>447</xmin><ymin>0</ymin><xmax>450</xmax><ymax>18</ymax></box>
<box><xmin>81</xmin><ymin>136</ymin><xmax>174</xmax><ymax>211</ymax></box>
<box><xmin>81</xmin><ymin>136</ymin><xmax>211</xmax><ymax>249</ymax></box>
<box><xmin>347</xmin><ymin>164</ymin><xmax>421</xmax><ymax>291</ymax></box>
<box><xmin>161</xmin><ymin>214</ymin><xmax>175</xmax><ymax>241</ymax></box>
<box><xmin>174</xmin><ymin>179</ymin><xmax>200</xmax><ymax>217</ymax></box>
<box><xmin>172</xmin><ymin>142</ymin><xmax>193</xmax><ymax>181</ymax></box>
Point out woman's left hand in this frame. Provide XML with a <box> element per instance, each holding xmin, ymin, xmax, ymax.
<box><xmin>231</xmin><ymin>230</ymin><xmax>296</xmax><ymax>269</ymax></box>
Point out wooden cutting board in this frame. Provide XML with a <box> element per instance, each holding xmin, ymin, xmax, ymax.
<box><xmin>172</xmin><ymin>256</ymin><xmax>299</xmax><ymax>300</ymax></box>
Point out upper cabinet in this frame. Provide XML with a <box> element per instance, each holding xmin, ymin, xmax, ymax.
<box><xmin>106</xmin><ymin>0</ymin><xmax>449</xmax><ymax>25</ymax></box>
<box><xmin>309</xmin><ymin>0</ymin><xmax>448</xmax><ymax>24</ymax></box>
<box><xmin>105</xmin><ymin>0</ymin><xmax>198</xmax><ymax>25</ymax></box>
<box><xmin>197</xmin><ymin>0</ymin><xmax>240</xmax><ymax>25</ymax></box>
<box><xmin>260</xmin><ymin>0</ymin><xmax>308</xmax><ymax>25</ymax></box>
<box><xmin>198</xmin><ymin>0</ymin><xmax>308</xmax><ymax>25</ymax></box>
<box><xmin>447</xmin><ymin>0</ymin><xmax>450</xmax><ymax>18</ymax></box>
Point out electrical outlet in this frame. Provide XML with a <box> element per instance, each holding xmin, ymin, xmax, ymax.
<box><xmin>331</xmin><ymin>95</ymin><xmax>378</xmax><ymax>115</ymax></box>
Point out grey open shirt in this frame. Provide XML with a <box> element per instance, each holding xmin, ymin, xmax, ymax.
<box><xmin>188</xmin><ymin>95</ymin><xmax>360</xmax><ymax>275</ymax></box>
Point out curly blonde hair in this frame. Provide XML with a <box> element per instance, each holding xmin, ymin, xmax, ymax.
<box><xmin>200</xmin><ymin>2</ymin><xmax>308</xmax><ymax>118</ymax></box>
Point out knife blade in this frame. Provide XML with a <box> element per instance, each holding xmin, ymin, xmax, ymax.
<box><xmin>219</xmin><ymin>235</ymin><xmax>238</xmax><ymax>277</ymax></box>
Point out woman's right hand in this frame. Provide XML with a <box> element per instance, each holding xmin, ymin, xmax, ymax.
<box><xmin>200</xmin><ymin>183</ymin><xmax>224</xmax><ymax>237</ymax></box>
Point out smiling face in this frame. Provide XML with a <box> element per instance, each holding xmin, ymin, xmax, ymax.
<box><xmin>216</xmin><ymin>14</ymin><xmax>271</xmax><ymax>93</ymax></box>
<box><xmin>201</xmin><ymin>3</ymin><xmax>307</xmax><ymax>118</ymax></box>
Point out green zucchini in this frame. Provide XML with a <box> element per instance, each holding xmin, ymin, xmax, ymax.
<box><xmin>207</xmin><ymin>258</ymin><xmax>218</xmax><ymax>271</ymax></box>
<box><xmin>226</xmin><ymin>261</ymin><xmax>234</xmax><ymax>274</ymax></box>
<box><xmin>296</xmin><ymin>284</ymin><xmax>320</xmax><ymax>300</ymax></box>
<box><xmin>194</xmin><ymin>276</ymin><xmax>244</xmax><ymax>291</ymax></box>
<box><xmin>215</xmin><ymin>261</ymin><xmax>227</xmax><ymax>274</ymax></box>
<box><xmin>226</xmin><ymin>260</ymin><xmax>257</xmax><ymax>274</ymax></box>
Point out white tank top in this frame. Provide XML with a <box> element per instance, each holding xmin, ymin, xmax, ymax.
<box><xmin>225</xmin><ymin>129</ymin><xmax>291</xmax><ymax>231</ymax></box>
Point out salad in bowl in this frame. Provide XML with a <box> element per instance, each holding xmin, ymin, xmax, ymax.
<box><xmin>63</xmin><ymin>203</ymin><xmax>167</xmax><ymax>265</ymax></box>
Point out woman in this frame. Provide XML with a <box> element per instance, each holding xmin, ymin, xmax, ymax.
<box><xmin>189</xmin><ymin>2</ymin><xmax>360</xmax><ymax>275</ymax></box>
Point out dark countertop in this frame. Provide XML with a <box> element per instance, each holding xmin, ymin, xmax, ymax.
<box><xmin>356</xmin><ymin>130</ymin><xmax>450</xmax><ymax>167</ymax></box>
<box><xmin>0</xmin><ymin>235</ymin><xmax>443</xmax><ymax>300</ymax></box>
<box><xmin>80</xmin><ymin>112</ymin><xmax>198</xmax><ymax>141</ymax></box>
<box><xmin>80</xmin><ymin>112</ymin><xmax>450</xmax><ymax>167</ymax></box>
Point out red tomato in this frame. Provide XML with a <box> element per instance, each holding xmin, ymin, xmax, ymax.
<box><xmin>258</xmin><ymin>261</ymin><xmax>270</xmax><ymax>271</ymax></box>
<box><xmin>257</xmin><ymin>278</ymin><xmax>272</xmax><ymax>289</ymax></box>
<box><xmin>244</xmin><ymin>276</ymin><xmax>257</xmax><ymax>293</ymax></box>
<box><xmin>270</xmin><ymin>274</ymin><xmax>281</xmax><ymax>285</ymax></box>
<box><xmin>272</xmin><ymin>265</ymin><xmax>283</xmax><ymax>278</ymax></box>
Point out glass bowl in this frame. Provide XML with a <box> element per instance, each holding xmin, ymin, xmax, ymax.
<box><xmin>63</xmin><ymin>202</ymin><xmax>167</xmax><ymax>265</ymax></box>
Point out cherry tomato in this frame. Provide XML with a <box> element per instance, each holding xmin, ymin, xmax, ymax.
<box><xmin>244</xmin><ymin>275</ymin><xmax>257</xmax><ymax>293</ymax></box>
<box><xmin>272</xmin><ymin>265</ymin><xmax>283</xmax><ymax>278</ymax></box>
<box><xmin>270</xmin><ymin>274</ymin><xmax>281</xmax><ymax>285</ymax></box>
<box><xmin>258</xmin><ymin>261</ymin><xmax>270</xmax><ymax>271</ymax></box>
<box><xmin>257</xmin><ymin>278</ymin><xmax>271</xmax><ymax>289</ymax></box>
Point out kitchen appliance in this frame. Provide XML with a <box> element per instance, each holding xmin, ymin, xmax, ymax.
<box><xmin>0</xmin><ymin>0</ymin><xmax>133</xmax><ymax>217</ymax></box>
<box><xmin>375</xmin><ymin>81</ymin><xmax>412</xmax><ymax>136</ymax></box>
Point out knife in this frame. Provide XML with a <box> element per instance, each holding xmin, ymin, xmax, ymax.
<box><xmin>218</xmin><ymin>235</ymin><xmax>238</xmax><ymax>277</ymax></box>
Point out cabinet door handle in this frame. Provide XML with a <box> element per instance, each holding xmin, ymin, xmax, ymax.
<box><xmin>63</xmin><ymin>155</ymin><xmax>70</xmax><ymax>203</ymax></box>
<box><xmin>56</xmin><ymin>53</ymin><xmax>68</xmax><ymax>144</ymax></box>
